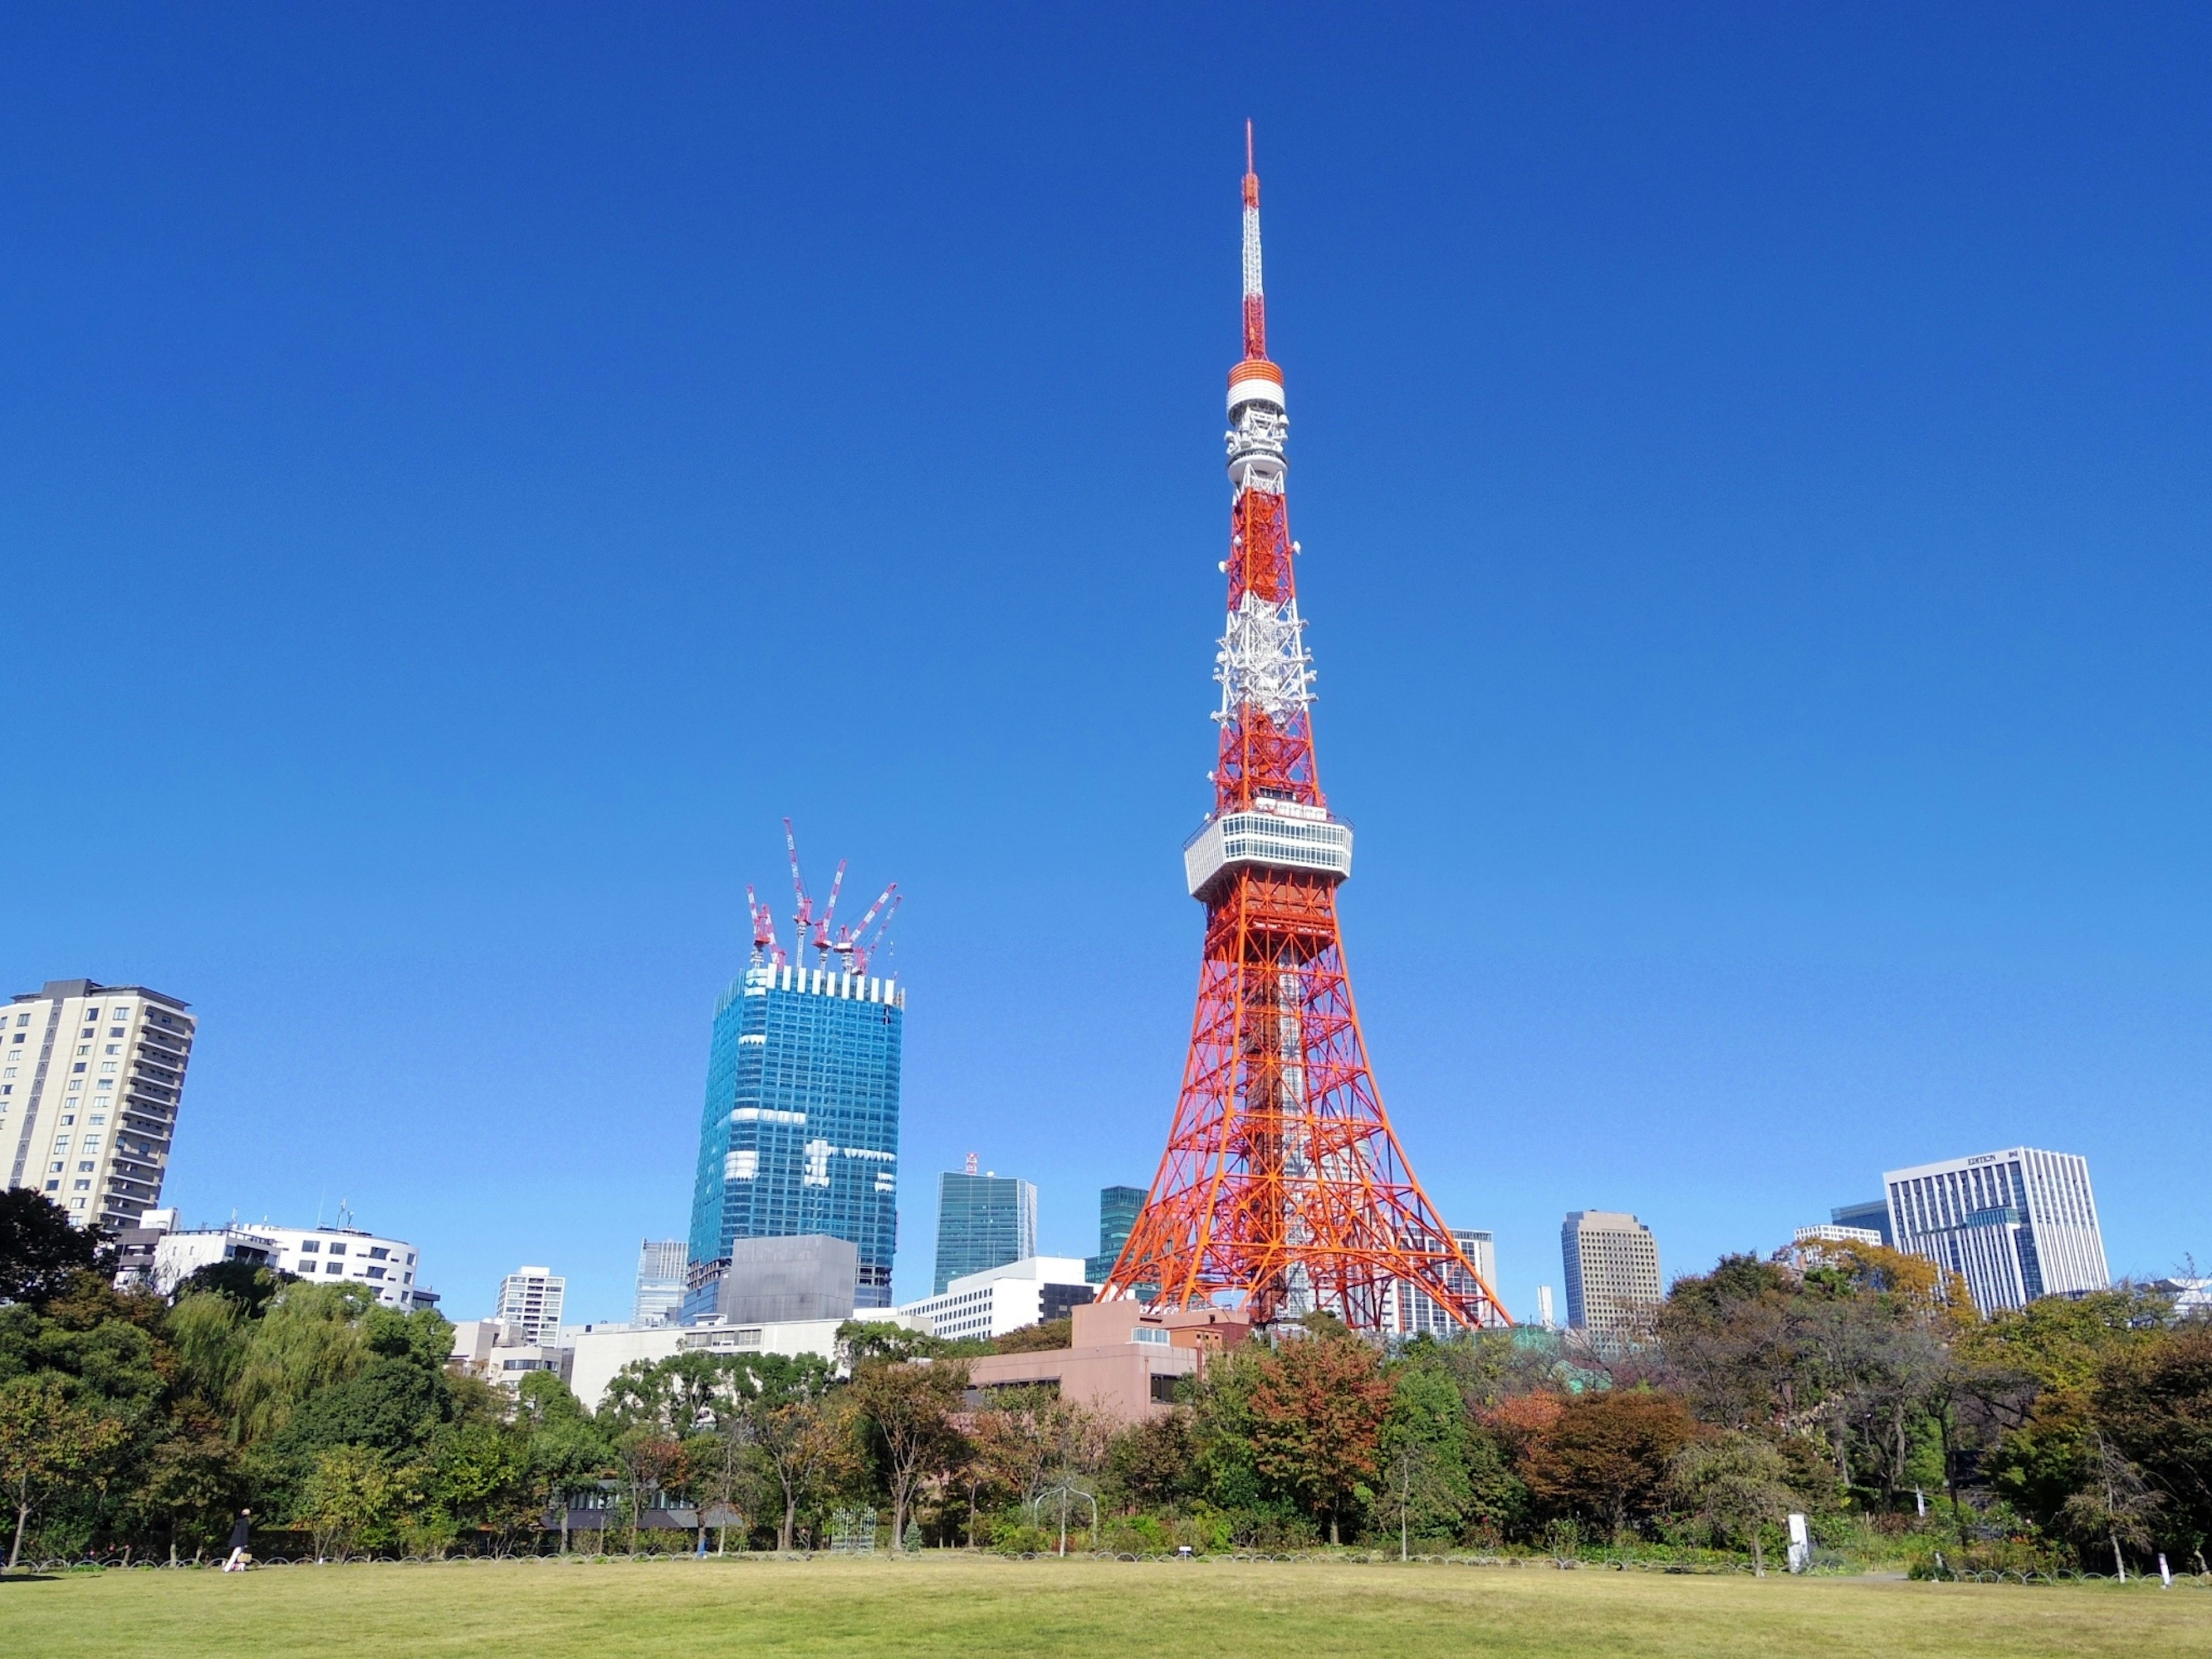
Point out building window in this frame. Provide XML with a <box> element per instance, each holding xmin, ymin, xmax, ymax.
<box><xmin>325</xmin><ymin>1262</ymin><xmax>342</xmax><ymax>1274</ymax></box>
<box><xmin>368</xmin><ymin>1247</ymin><xmax>388</xmax><ymax>1260</ymax></box>
<box><xmin>300</xmin><ymin>1240</ymin><xmax>319</xmax><ymax>1252</ymax></box>
<box><xmin>327</xmin><ymin>1243</ymin><xmax>346</xmax><ymax>1256</ymax></box>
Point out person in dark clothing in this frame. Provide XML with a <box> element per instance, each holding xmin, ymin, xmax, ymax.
<box><xmin>222</xmin><ymin>1508</ymin><xmax>252</xmax><ymax>1571</ymax></box>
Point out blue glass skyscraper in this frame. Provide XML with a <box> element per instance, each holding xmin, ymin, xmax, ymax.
<box><xmin>688</xmin><ymin>961</ymin><xmax>903</xmax><ymax>1309</ymax></box>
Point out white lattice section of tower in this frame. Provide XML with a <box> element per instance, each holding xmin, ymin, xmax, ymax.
<box><xmin>1243</xmin><ymin>204</ymin><xmax>1263</xmax><ymax>298</ymax></box>
<box><xmin>1213</xmin><ymin>590</ymin><xmax>1314</xmax><ymax>724</ymax></box>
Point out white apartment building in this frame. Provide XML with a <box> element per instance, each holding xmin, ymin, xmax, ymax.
<box><xmin>892</xmin><ymin>1255</ymin><xmax>1093</xmax><ymax>1344</ymax></box>
<box><xmin>495</xmin><ymin>1266</ymin><xmax>566</xmax><ymax>1343</ymax></box>
<box><xmin>449</xmin><ymin>1319</ymin><xmax>573</xmax><ymax>1389</ymax></box>
<box><xmin>634</xmin><ymin>1238</ymin><xmax>687</xmax><ymax>1327</ymax></box>
<box><xmin>2</xmin><ymin>979</ymin><xmax>194</xmax><ymax>1231</ymax></box>
<box><xmin>564</xmin><ymin>1317</ymin><xmax>855</xmax><ymax>1412</ymax></box>
<box><xmin>1884</xmin><ymin>1146</ymin><xmax>2108</xmax><ymax>1317</ymax></box>
<box><xmin>132</xmin><ymin>1209</ymin><xmax>432</xmax><ymax>1309</ymax></box>
<box><xmin>1395</xmin><ymin>1227</ymin><xmax>1507</xmax><ymax>1334</ymax></box>
<box><xmin>1562</xmin><ymin>1210</ymin><xmax>1662</xmax><ymax>1346</ymax></box>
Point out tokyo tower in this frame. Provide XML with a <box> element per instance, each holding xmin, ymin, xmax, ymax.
<box><xmin>1107</xmin><ymin>130</ymin><xmax>1510</xmax><ymax>1332</ymax></box>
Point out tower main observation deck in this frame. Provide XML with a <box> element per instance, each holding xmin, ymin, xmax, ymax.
<box><xmin>1106</xmin><ymin>131</ymin><xmax>1509</xmax><ymax>1332</ymax></box>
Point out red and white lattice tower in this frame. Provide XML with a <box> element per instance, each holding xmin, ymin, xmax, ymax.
<box><xmin>1106</xmin><ymin>129</ymin><xmax>1510</xmax><ymax>1332</ymax></box>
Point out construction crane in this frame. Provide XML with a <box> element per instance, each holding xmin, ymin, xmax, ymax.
<box><xmin>834</xmin><ymin>881</ymin><xmax>901</xmax><ymax>976</ymax></box>
<box><xmin>745</xmin><ymin>884</ymin><xmax>783</xmax><ymax>967</ymax></box>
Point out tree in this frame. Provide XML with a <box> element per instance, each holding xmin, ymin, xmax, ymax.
<box><xmin>1518</xmin><ymin>1391</ymin><xmax>1700</xmax><ymax>1541</ymax></box>
<box><xmin>2056</xmin><ymin>1431</ymin><xmax>2161</xmax><ymax>1579</ymax></box>
<box><xmin>172</xmin><ymin>1261</ymin><xmax>295</xmax><ymax>1317</ymax></box>
<box><xmin>2093</xmin><ymin>1322</ymin><xmax>2212</xmax><ymax>1560</ymax></box>
<box><xmin>516</xmin><ymin>1371</ymin><xmax>611</xmax><ymax>1553</ymax></box>
<box><xmin>752</xmin><ymin>1393</ymin><xmax>858</xmax><ymax>1551</ymax></box>
<box><xmin>299</xmin><ymin>1444</ymin><xmax>396</xmax><ymax>1561</ymax></box>
<box><xmin>1248</xmin><ymin>1331</ymin><xmax>1392</xmax><ymax>1545</ymax></box>
<box><xmin>849</xmin><ymin>1357</ymin><xmax>969</xmax><ymax>1549</ymax></box>
<box><xmin>0</xmin><ymin>1191</ymin><xmax>109</xmax><ymax>1308</ymax></box>
<box><xmin>1666</xmin><ymin>1431</ymin><xmax>1798</xmax><ymax>1575</ymax></box>
<box><xmin>131</xmin><ymin>1416</ymin><xmax>244</xmax><ymax>1563</ymax></box>
<box><xmin>1379</xmin><ymin>1358</ymin><xmax>1474</xmax><ymax>1558</ymax></box>
<box><xmin>0</xmin><ymin>1374</ymin><xmax>131</xmax><ymax>1569</ymax></box>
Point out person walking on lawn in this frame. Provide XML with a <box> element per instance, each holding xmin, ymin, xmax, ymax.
<box><xmin>222</xmin><ymin>1508</ymin><xmax>252</xmax><ymax>1571</ymax></box>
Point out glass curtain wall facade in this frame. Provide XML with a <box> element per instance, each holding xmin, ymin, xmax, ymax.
<box><xmin>688</xmin><ymin>963</ymin><xmax>903</xmax><ymax>1310</ymax></box>
<box><xmin>933</xmin><ymin>1171</ymin><xmax>1037</xmax><ymax>1295</ymax></box>
<box><xmin>1086</xmin><ymin>1184</ymin><xmax>1147</xmax><ymax>1284</ymax></box>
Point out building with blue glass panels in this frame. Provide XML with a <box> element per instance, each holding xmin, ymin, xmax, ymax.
<box><xmin>687</xmin><ymin>962</ymin><xmax>903</xmax><ymax>1310</ymax></box>
<box><xmin>932</xmin><ymin>1170</ymin><xmax>1037</xmax><ymax>1295</ymax></box>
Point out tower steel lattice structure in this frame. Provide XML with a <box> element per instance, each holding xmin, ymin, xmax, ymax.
<box><xmin>1106</xmin><ymin>130</ymin><xmax>1509</xmax><ymax>1332</ymax></box>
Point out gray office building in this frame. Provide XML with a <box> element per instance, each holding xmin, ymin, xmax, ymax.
<box><xmin>711</xmin><ymin>1233</ymin><xmax>858</xmax><ymax>1325</ymax></box>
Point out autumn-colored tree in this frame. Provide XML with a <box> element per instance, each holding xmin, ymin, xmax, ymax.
<box><xmin>1248</xmin><ymin>1331</ymin><xmax>1391</xmax><ymax>1545</ymax></box>
<box><xmin>1518</xmin><ymin>1390</ymin><xmax>1700</xmax><ymax>1541</ymax></box>
<box><xmin>849</xmin><ymin>1358</ymin><xmax>969</xmax><ymax>1549</ymax></box>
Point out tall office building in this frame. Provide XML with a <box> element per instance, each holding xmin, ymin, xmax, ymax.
<box><xmin>495</xmin><ymin>1266</ymin><xmax>566</xmax><ymax>1343</ymax></box>
<box><xmin>688</xmin><ymin>961</ymin><xmax>903</xmax><ymax>1310</ymax></box>
<box><xmin>3</xmin><ymin>980</ymin><xmax>194</xmax><ymax>1231</ymax></box>
<box><xmin>1086</xmin><ymin>1184</ymin><xmax>1147</xmax><ymax>1285</ymax></box>
<box><xmin>1562</xmin><ymin>1210</ymin><xmax>1662</xmax><ymax>1347</ymax></box>
<box><xmin>633</xmin><ymin>1238</ymin><xmax>687</xmax><ymax>1327</ymax></box>
<box><xmin>933</xmin><ymin>1168</ymin><xmax>1037</xmax><ymax>1295</ymax></box>
<box><xmin>1883</xmin><ymin>1146</ymin><xmax>2108</xmax><ymax>1317</ymax></box>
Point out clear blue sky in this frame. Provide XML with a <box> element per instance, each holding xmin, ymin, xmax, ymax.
<box><xmin>5</xmin><ymin>7</ymin><xmax>2209</xmax><ymax>1322</ymax></box>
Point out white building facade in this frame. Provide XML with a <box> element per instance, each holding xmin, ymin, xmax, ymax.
<box><xmin>136</xmin><ymin>1213</ymin><xmax>432</xmax><ymax>1309</ymax></box>
<box><xmin>1884</xmin><ymin>1146</ymin><xmax>2108</xmax><ymax>1317</ymax></box>
<box><xmin>3</xmin><ymin>979</ymin><xmax>194</xmax><ymax>1231</ymax></box>
<box><xmin>495</xmin><ymin>1266</ymin><xmax>566</xmax><ymax>1343</ymax></box>
<box><xmin>893</xmin><ymin>1255</ymin><xmax>1093</xmax><ymax>1344</ymax></box>
<box><xmin>564</xmin><ymin>1317</ymin><xmax>854</xmax><ymax>1412</ymax></box>
<box><xmin>1393</xmin><ymin>1228</ymin><xmax>1505</xmax><ymax>1334</ymax></box>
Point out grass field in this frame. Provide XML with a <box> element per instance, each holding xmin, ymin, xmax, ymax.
<box><xmin>2</xmin><ymin>1554</ymin><xmax>2208</xmax><ymax>1658</ymax></box>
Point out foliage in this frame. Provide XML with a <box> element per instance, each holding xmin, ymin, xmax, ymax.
<box><xmin>848</xmin><ymin>1357</ymin><xmax>969</xmax><ymax>1547</ymax></box>
<box><xmin>0</xmin><ymin>1373</ymin><xmax>131</xmax><ymax>1567</ymax></box>
<box><xmin>1518</xmin><ymin>1391</ymin><xmax>1701</xmax><ymax>1539</ymax></box>
<box><xmin>1247</xmin><ymin>1328</ymin><xmax>1392</xmax><ymax>1545</ymax></box>
<box><xmin>0</xmin><ymin>1191</ymin><xmax>111</xmax><ymax>1308</ymax></box>
<box><xmin>1665</xmin><ymin>1431</ymin><xmax>1800</xmax><ymax>1574</ymax></box>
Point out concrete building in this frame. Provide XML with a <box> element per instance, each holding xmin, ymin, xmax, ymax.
<box><xmin>895</xmin><ymin>1254</ymin><xmax>1092</xmax><ymax>1344</ymax></box>
<box><xmin>1085</xmin><ymin>1185</ymin><xmax>1147</xmax><ymax>1285</ymax></box>
<box><xmin>450</xmin><ymin>1319</ymin><xmax>573</xmax><ymax>1389</ymax></box>
<box><xmin>688</xmin><ymin>962</ymin><xmax>903</xmax><ymax>1310</ymax></box>
<box><xmin>495</xmin><ymin>1266</ymin><xmax>566</xmax><ymax>1343</ymax></box>
<box><xmin>933</xmin><ymin>1166</ymin><xmax>1037</xmax><ymax>1294</ymax></box>
<box><xmin>1395</xmin><ymin>1227</ymin><xmax>1502</xmax><ymax>1334</ymax></box>
<box><xmin>1830</xmin><ymin>1199</ymin><xmax>1894</xmax><ymax>1246</ymax></box>
<box><xmin>1884</xmin><ymin>1147</ymin><xmax>2108</xmax><ymax>1317</ymax></box>
<box><xmin>1562</xmin><ymin>1210</ymin><xmax>1662</xmax><ymax>1347</ymax></box>
<box><xmin>2149</xmin><ymin>1277</ymin><xmax>2210</xmax><ymax>1316</ymax></box>
<box><xmin>633</xmin><ymin>1238</ymin><xmax>687</xmax><ymax>1327</ymax></box>
<box><xmin>710</xmin><ymin>1233</ymin><xmax>856</xmax><ymax>1325</ymax></box>
<box><xmin>565</xmin><ymin>1317</ymin><xmax>853</xmax><ymax>1413</ymax></box>
<box><xmin>127</xmin><ymin>1209</ymin><xmax>434</xmax><ymax>1310</ymax></box>
<box><xmin>1796</xmin><ymin>1224</ymin><xmax>1884</xmax><ymax>1249</ymax></box>
<box><xmin>963</xmin><ymin>1299</ymin><xmax>1249</xmax><ymax>1422</ymax></box>
<box><xmin>1535</xmin><ymin>1285</ymin><xmax>1555</xmax><ymax>1330</ymax></box>
<box><xmin>3</xmin><ymin>979</ymin><xmax>194</xmax><ymax>1232</ymax></box>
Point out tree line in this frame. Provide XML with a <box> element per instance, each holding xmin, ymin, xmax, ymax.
<box><xmin>2</xmin><ymin>1190</ymin><xmax>2205</xmax><ymax>1571</ymax></box>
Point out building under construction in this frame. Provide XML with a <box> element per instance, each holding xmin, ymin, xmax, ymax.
<box><xmin>1107</xmin><ymin>132</ymin><xmax>1509</xmax><ymax>1334</ymax></box>
<box><xmin>685</xmin><ymin>824</ymin><xmax>903</xmax><ymax>1313</ymax></box>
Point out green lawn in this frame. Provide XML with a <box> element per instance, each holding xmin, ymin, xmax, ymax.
<box><xmin>2</xmin><ymin>1554</ymin><xmax>2208</xmax><ymax>1658</ymax></box>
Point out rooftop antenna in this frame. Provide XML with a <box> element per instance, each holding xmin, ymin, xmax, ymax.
<box><xmin>965</xmin><ymin>1152</ymin><xmax>979</xmax><ymax>1176</ymax></box>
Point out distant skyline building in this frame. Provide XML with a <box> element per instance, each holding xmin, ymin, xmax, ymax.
<box><xmin>687</xmin><ymin>959</ymin><xmax>904</xmax><ymax>1310</ymax></box>
<box><xmin>495</xmin><ymin>1266</ymin><xmax>566</xmax><ymax>1343</ymax></box>
<box><xmin>1535</xmin><ymin>1285</ymin><xmax>1555</xmax><ymax>1330</ymax></box>
<box><xmin>124</xmin><ymin>1209</ymin><xmax>433</xmax><ymax>1310</ymax></box>
<box><xmin>1562</xmin><ymin>1210</ymin><xmax>1662</xmax><ymax>1346</ymax></box>
<box><xmin>1884</xmin><ymin>1146</ymin><xmax>2108</xmax><ymax>1317</ymax></box>
<box><xmin>1396</xmin><ymin>1228</ymin><xmax>1502</xmax><ymax>1335</ymax></box>
<box><xmin>1830</xmin><ymin>1199</ymin><xmax>1894</xmax><ymax>1246</ymax></box>
<box><xmin>934</xmin><ymin>1168</ymin><xmax>1037</xmax><ymax>1295</ymax></box>
<box><xmin>1086</xmin><ymin>1184</ymin><xmax>1146</xmax><ymax>1285</ymax></box>
<box><xmin>633</xmin><ymin>1238</ymin><xmax>687</xmax><ymax>1327</ymax></box>
<box><xmin>3</xmin><ymin>979</ymin><xmax>194</xmax><ymax>1232</ymax></box>
<box><xmin>896</xmin><ymin>1255</ymin><xmax>1093</xmax><ymax>1344</ymax></box>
